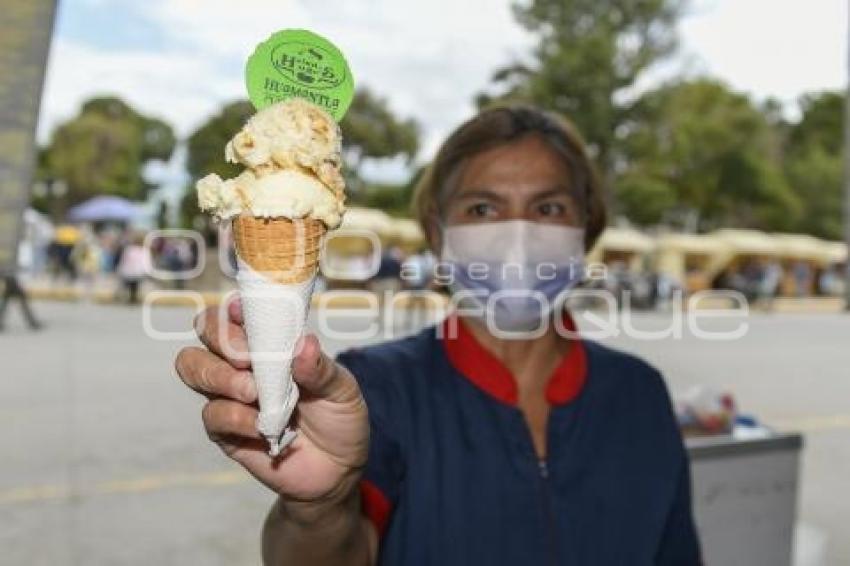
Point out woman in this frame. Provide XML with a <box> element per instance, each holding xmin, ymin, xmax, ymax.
<box><xmin>175</xmin><ymin>105</ymin><xmax>701</xmax><ymax>565</ymax></box>
<box><xmin>116</xmin><ymin>233</ymin><xmax>151</xmax><ymax>304</ymax></box>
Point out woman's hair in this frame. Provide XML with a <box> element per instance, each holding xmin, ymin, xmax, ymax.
<box><xmin>412</xmin><ymin>104</ymin><xmax>607</xmax><ymax>252</ymax></box>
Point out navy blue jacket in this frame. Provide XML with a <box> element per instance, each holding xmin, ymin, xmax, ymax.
<box><xmin>336</xmin><ymin>315</ymin><xmax>701</xmax><ymax>565</ymax></box>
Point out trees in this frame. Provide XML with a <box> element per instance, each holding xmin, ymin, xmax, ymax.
<box><xmin>40</xmin><ymin>96</ymin><xmax>175</xmax><ymax>214</ymax></box>
<box><xmin>780</xmin><ymin>92</ymin><xmax>844</xmax><ymax>240</ymax></box>
<box><xmin>357</xmin><ymin>165</ymin><xmax>427</xmax><ymax>218</ymax></box>
<box><xmin>474</xmin><ymin>0</ymin><xmax>843</xmax><ymax>238</ymax></box>
<box><xmin>473</xmin><ymin>0</ymin><xmax>839</xmax><ymax>238</ymax></box>
<box><xmin>478</xmin><ymin>0</ymin><xmax>683</xmax><ymax>179</ymax></box>
<box><xmin>340</xmin><ymin>87</ymin><xmax>419</xmax><ymax>191</ymax></box>
<box><xmin>618</xmin><ymin>79</ymin><xmax>800</xmax><ymax>230</ymax></box>
<box><xmin>181</xmin><ymin>100</ymin><xmax>256</xmax><ymax>229</ymax></box>
<box><xmin>186</xmin><ymin>100</ymin><xmax>256</xmax><ymax>182</ymax></box>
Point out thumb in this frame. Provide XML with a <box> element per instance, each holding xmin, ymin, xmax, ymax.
<box><xmin>292</xmin><ymin>334</ymin><xmax>360</xmax><ymax>403</ymax></box>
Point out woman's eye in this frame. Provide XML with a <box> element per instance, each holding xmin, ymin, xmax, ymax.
<box><xmin>537</xmin><ymin>202</ymin><xmax>566</xmax><ymax>216</ymax></box>
<box><xmin>466</xmin><ymin>203</ymin><xmax>495</xmax><ymax>218</ymax></box>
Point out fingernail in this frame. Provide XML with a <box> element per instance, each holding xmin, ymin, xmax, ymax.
<box><xmin>228</xmin><ymin>296</ymin><xmax>242</xmax><ymax>318</ymax></box>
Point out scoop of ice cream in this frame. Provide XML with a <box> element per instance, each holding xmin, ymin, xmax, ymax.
<box><xmin>224</xmin><ymin>98</ymin><xmax>345</xmax><ymax>200</ymax></box>
<box><xmin>197</xmin><ymin>98</ymin><xmax>348</xmax><ymax>228</ymax></box>
<box><xmin>197</xmin><ymin>170</ymin><xmax>255</xmax><ymax>219</ymax></box>
<box><xmin>197</xmin><ymin>169</ymin><xmax>343</xmax><ymax>228</ymax></box>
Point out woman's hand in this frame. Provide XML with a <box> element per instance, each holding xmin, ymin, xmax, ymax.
<box><xmin>174</xmin><ymin>297</ymin><xmax>369</xmax><ymax>509</ymax></box>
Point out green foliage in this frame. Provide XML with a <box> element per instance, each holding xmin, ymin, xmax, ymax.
<box><xmin>477</xmin><ymin>0</ymin><xmax>845</xmax><ymax>238</ymax></box>
<box><xmin>186</xmin><ymin>100</ymin><xmax>255</xmax><ymax>182</ymax></box>
<box><xmin>340</xmin><ymin>88</ymin><xmax>420</xmax><ymax>189</ymax></box>
<box><xmin>785</xmin><ymin>147</ymin><xmax>842</xmax><ymax>239</ymax></box>
<box><xmin>41</xmin><ymin>96</ymin><xmax>176</xmax><ymax>210</ymax></box>
<box><xmin>349</xmin><ymin>165</ymin><xmax>427</xmax><ymax>218</ymax></box>
<box><xmin>479</xmin><ymin>0</ymin><xmax>683</xmax><ymax>172</ymax></box>
<box><xmin>618</xmin><ymin>79</ymin><xmax>800</xmax><ymax>231</ymax></box>
<box><xmin>714</xmin><ymin>149</ymin><xmax>800</xmax><ymax>231</ymax></box>
<box><xmin>181</xmin><ymin>100</ymin><xmax>254</xmax><ymax>229</ymax></box>
<box><xmin>614</xmin><ymin>173</ymin><xmax>676</xmax><ymax>225</ymax></box>
<box><xmin>787</xmin><ymin>92</ymin><xmax>844</xmax><ymax>156</ymax></box>
<box><xmin>783</xmin><ymin>91</ymin><xmax>844</xmax><ymax>239</ymax></box>
<box><xmin>353</xmin><ymin>183</ymin><xmax>412</xmax><ymax>217</ymax></box>
<box><xmin>179</xmin><ymin>189</ymin><xmax>202</xmax><ymax>231</ymax></box>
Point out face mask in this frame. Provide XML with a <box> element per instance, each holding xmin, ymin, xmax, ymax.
<box><xmin>440</xmin><ymin>220</ymin><xmax>585</xmax><ymax>332</ymax></box>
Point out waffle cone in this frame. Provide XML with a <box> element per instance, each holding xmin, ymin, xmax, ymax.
<box><xmin>233</xmin><ymin>216</ymin><xmax>326</xmax><ymax>284</ymax></box>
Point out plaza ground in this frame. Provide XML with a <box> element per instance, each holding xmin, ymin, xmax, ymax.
<box><xmin>1</xmin><ymin>301</ymin><xmax>848</xmax><ymax>565</ymax></box>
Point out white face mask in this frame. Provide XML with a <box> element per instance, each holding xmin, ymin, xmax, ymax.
<box><xmin>440</xmin><ymin>220</ymin><xmax>585</xmax><ymax>332</ymax></box>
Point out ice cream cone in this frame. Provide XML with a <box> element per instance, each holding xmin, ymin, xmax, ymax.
<box><xmin>233</xmin><ymin>215</ymin><xmax>326</xmax><ymax>456</ymax></box>
<box><xmin>232</xmin><ymin>216</ymin><xmax>326</xmax><ymax>283</ymax></box>
<box><xmin>196</xmin><ymin>98</ymin><xmax>347</xmax><ymax>458</ymax></box>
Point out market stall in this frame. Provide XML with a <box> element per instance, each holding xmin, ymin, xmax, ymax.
<box><xmin>699</xmin><ymin>229</ymin><xmax>780</xmax><ymax>292</ymax></box>
<box><xmin>322</xmin><ymin>207</ymin><xmax>391</xmax><ymax>283</ymax></box>
<box><xmin>654</xmin><ymin>233</ymin><xmax>725</xmax><ymax>293</ymax></box>
<box><xmin>772</xmin><ymin>234</ymin><xmax>836</xmax><ymax>296</ymax></box>
<box><xmin>587</xmin><ymin>226</ymin><xmax>655</xmax><ymax>271</ymax></box>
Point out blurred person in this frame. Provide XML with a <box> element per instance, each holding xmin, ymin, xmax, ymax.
<box><xmin>116</xmin><ymin>233</ymin><xmax>151</xmax><ymax>304</ymax></box>
<box><xmin>818</xmin><ymin>265</ymin><xmax>844</xmax><ymax>296</ymax></box>
<box><xmin>604</xmin><ymin>259</ymin><xmax>630</xmax><ymax>309</ymax></box>
<box><xmin>20</xmin><ymin>209</ymin><xmax>54</xmax><ymax>280</ymax></box>
<box><xmin>792</xmin><ymin>260</ymin><xmax>811</xmax><ymax>297</ymax></box>
<box><xmin>161</xmin><ymin>237</ymin><xmax>193</xmax><ymax>290</ymax></box>
<box><xmin>740</xmin><ymin>259</ymin><xmax>763</xmax><ymax>303</ymax></box>
<box><xmin>757</xmin><ymin>259</ymin><xmax>783</xmax><ymax>311</ymax></box>
<box><xmin>656</xmin><ymin>272</ymin><xmax>681</xmax><ymax>311</ymax></box>
<box><xmin>0</xmin><ymin>240</ymin><xmax>44</xmax><ymax>332</ymax></box>
<box><xmin>99</xmin><ymin>227</ymin><xmax>123</xmax><ymax>273</ymax></box>
<box><xmin>0</xmin><ymin>273</ymin><xmax>42</xmax><ymax>332</ymax></box>
<box><xmin>716</xmin><ymin>261</ymin><xmax>759</xmax><ymax>304</ymax></box>
<box><xmin>47</xmin><ymin>238</ymin><xmax>77</xmax><ymax>283</ymax></box>
<box><xmin>175</xmin><ymin>105</ymin><xmax>700</xmax><ymax>565</ymax></box>
<box><xmin>628</xmin><ymin>266</ymin><xmax>658</xmax><ymax>310</ymax></box>
<box><xmin>72</xmin><ymin>228</ymin><xmax>103</xmax><ymax>300</ymax></box>
<box><xmin>112</xmin><ymin>229</ymin><xmax>133</xmax><ymax>273</ymax></box>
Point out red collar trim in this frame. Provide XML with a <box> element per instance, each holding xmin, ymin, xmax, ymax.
<box><xmin>440</xmin><ymin>312</ymin><xmax>587</xmax><ymax>406</ymax></box>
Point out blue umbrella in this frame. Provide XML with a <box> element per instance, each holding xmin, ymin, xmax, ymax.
<box><xmin>67</xmin><ymin>196</ymin><xmax>141</xmax><ymax>222</ymax></box>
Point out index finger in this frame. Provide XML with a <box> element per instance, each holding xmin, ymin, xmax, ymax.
<box><xmin>193</xmin><ymin>301</ymin><xmax>250</xmax><ymax>369</ymax></box>
<box><xmin>175</xmin><ymin>346</ymin><xmax>257</xmax><ymax>403</ymax></box>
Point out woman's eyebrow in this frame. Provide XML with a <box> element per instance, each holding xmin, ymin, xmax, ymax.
<box><xmin>453</xmin><ymin>189</ymin><xmax>507</xmax><ymax>203</ymax></box>
<box><xmin>528</xmin><ymin>186</ymin><xmax>572</xmax><ymax>202</ymax></box>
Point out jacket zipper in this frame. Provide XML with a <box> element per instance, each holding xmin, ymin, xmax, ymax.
<box><xmin>514</xmin><ymin>408</ymin><xmax>559</xmax><ymax>564</ymax></box>
<box><xmin>537</xmin><ymin>457</ymin><xmax>558</xmax><ymax>566</ymax></box>
<box><xmin>517</xmin><ymin>408</ymin><xmax>558</xmax><ymax>565</ymax></box>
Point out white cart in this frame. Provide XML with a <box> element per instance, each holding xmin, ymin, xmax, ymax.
<box><xmin>688</xmin><ymin>433</ymin><xmax>804</xmax><ymax>566</ymax></box>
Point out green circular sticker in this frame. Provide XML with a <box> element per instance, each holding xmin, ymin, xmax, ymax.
<box><xmin>246</xmin><ymin>29</ymin><xmax>354</xmax><ymax>122</ymax></box>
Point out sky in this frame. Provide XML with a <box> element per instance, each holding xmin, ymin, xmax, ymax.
<box><xmin>37</xmin><ymin>0</ymin><xmax>848</xmax><ymax>195</ymax></box>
